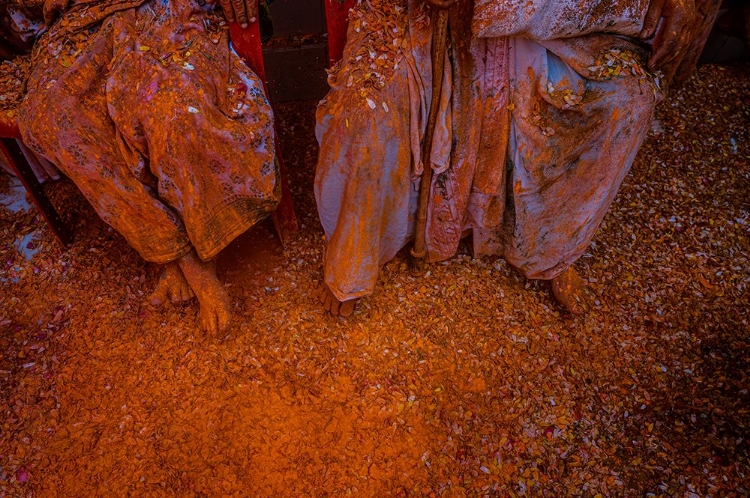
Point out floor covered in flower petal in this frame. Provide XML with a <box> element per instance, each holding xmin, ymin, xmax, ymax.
<box><xmin>1</xmin><ymin>62</ymin><xmax>748</xmax><ymax>496</ymax></box>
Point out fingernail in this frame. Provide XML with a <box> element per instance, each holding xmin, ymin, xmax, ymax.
<box><xmin>241</xmin><ymin>23</ymin><xmax>248</xmax><ymax>29</ymax></box>
<box><xmin>249</xmin><ymin>17</ymin><xmax>256</xmax><ymax>23</ymax></box>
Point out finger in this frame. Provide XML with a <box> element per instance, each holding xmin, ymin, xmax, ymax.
<box><xmin>172</xmin><ymin>286</ymin><xmax>185</xmax><ymax>303</ymax></box>
<box><xmin>323</xmin><ymin>294</ymin><xmax>333</xmax><ymax>313</ymax></box>
<box><xmin>649</xmin><ymin>29</ymin><xmax>678</xmax><ymax>69</ymax></box>
<box><xmin>651</xmin><ymin>25</ymin><xmax>691</xmax><ymax>71</ymax></box>
<box><xmin>219</xmin><ymin>0</ymin><xmax>236</xmax><ymax>23</ymax></box>
<box><xmin>149</xmin><ymin>285</ymin><xmax>168</xmax><ymax>306</ymax></box>
<box><xmin>656</xmin><ymin>31</ymin><xmax>682</xmax><ymax>69</ymax></box>
<box><xmin>340</xmin><ymin>299</ymin><xmax>356</xmax><ymax>318</ymax></box>
<box><xmin>43</xmin><ymin>0</ymin><xmax>69</xmax><ymax>26</ymax></box>
<box><xmin>211</xmin><ymin>312</ymin><xmax>221</xmax><ymax>336</ymax></box>
<box><xmin>210</xmin><ymin>315</ymin><xmax>219</xmax><ymax>337</ymax></box>
<box><xmin>649</xmin><ymin>1</ymin><xmax>692</xmax><ymax>71</ymax></box>
<box><xmin>245</xmin><ymin>0</ymin><xmax>257</xmax><ymax>23</ymax></box>
<box><xmin>202</xmin><ymin>312</ymin><xmax>214</xmax><ymax>336</ymax></box>
<box><xmin>651</xmin><ymin>26</ymin><xmax>690</xmax><ymax>71</ymax></box>
<box><xmin>231</xmin><ymin>0</ymin><xmax>248</xmax><ymax>27</ymax></box>
<box><xmin>217</xmin><ymin>310</ymin><xmax>231</xmax><ymax>334</ymax></box>
<box><xmin>319</xmin><ymin>286</ymin><xmax>327</xmax><ymax>304</ymax></box>
<box><xmin>43</xmin><ymin>4</ymin><xmax>57</xmax><ymax>26</ymax></box>
<box><xmin>640</xmin><ymin>0</ymin><xmax>665</xmax><ymax>38</ymax></box>
<box><xmin>330</xmin><ymin>297</ymin><xmax>340</xmax><ymax>316</ymax></box>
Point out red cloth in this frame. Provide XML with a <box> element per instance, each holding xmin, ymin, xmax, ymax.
<box><xmin>324</xmin><ymin>0</ymin><xmax>356</xmax><ymax>66</ymax></box>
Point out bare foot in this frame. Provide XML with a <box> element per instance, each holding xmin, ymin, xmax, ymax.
<box><xmin>318</xmin><ymin>283</ymin><xmax>357</xmax><ymax>317</ymax></box>
<box><xmin>177</xmin><ymin>251</ymin><xmax>232</xmax><ymax>336</ymax></box>
<box><xmin>550</xmin><ymin>267</ymin><xmax>590</xmax><ymax>315</ymax></box>
<box><xmin>148</xmin><ymin>262</ymin><xmax>195</xmax><ymax>306</ymax></box>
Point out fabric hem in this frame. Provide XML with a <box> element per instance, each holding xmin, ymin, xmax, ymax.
<box><xmin>325</xmin><ymin>278</ymin><xmax>375</xmax><ymax>304</ymax></box>
<box><xmin>139</xmin><ymin>241</ymin><xmax>193</xmax><ymax>265</ymax></box>
<box><xmin>193</xmin><ymin>196</ymin><xmax>279</xmax><ymax>261</ymax></box>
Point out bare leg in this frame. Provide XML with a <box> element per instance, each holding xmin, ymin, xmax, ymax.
<box><xmin>318</xmin><ymin>283</ymin><xmax>357</xmax><ymax>317</ymax></box>
<box><xmin>550</xmin><ymin>267</ymin><xmax>590</xmax><ymax>315</ymax></box>
<box><xmin>148</xmin><ymin>262</ymin><xmax>195</xmax><ymax>306</ymax></box>
<box><xmin>177</xmin><ymin>250</ymin><xmax>232</xmax><ymax>335</ymax></box>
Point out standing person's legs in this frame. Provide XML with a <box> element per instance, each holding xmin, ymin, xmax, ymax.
<box><xmin>314</xmin><ymin>5</ymin><xmax>426</xmax><ymax>316</ymax></box>
<box><xmin>315</xmin><ymin>86</ymin><xmax>419</xmax><ymax>315</ymax></box>
<box><xmin>504</xmin><ymin>36</ymin><xmax>660</xmax><ymax>313</ymax></box>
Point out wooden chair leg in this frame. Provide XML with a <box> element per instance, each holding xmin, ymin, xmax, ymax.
<box><xmin>0</xmin><ymin>138</ymin><xmax>72</xmax><ymax>247</ymax></box>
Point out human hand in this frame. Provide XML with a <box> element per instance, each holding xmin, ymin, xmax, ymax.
<box><xmin>424</xmin><ymin>0</ymin><xmax>458</xmax><ymax>9</ymax></box>
<box><xmin>640</xmin><ymin>0</ymin><xmax>695</xmax><ymax>71</ymax></box>
<box><xmin>42</xmin><ymin>0</ymin><xmax>69</xmax><ymax>26</ymax></box>
<box><xmin>219</xmin><ymin>0</ymin><xmax>258</xmax><ymax>28</ymax></box>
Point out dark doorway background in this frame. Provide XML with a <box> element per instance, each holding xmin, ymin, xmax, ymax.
<box><xmin>263</xmin><ymin>0</ymin><xmax>330</xmax><ymax>102</ymax></box>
